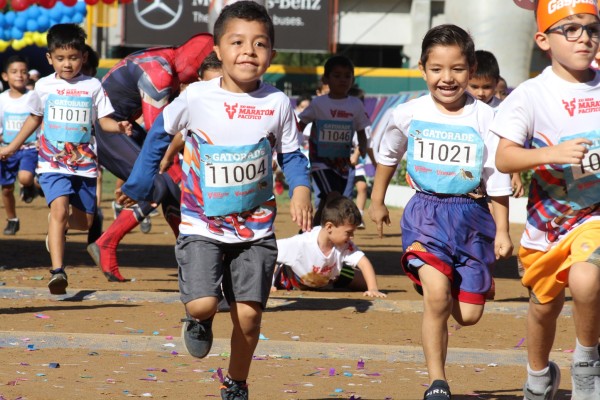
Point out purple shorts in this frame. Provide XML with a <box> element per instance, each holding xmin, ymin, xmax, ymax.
<box><xmin>400</xmin><ymin>192</ymin><xmax>496</xmax><ymax>305</ymax></box>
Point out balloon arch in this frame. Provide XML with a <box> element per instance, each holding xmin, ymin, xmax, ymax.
<box><xmin>0</xmin><ymin>0</ymin><xmax>113</xmax><ymax>51</ymax></box>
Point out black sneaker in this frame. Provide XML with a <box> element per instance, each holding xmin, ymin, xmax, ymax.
<box><xmin>181</xmin><ymin>316</ymin><xmax>213</xmax><ymax>358</ymax></box>
<box><xmin>48</xmin><ymin>268</ymin><xmax>68</xmax><ymax>295</ymax></box>
<box><xmin>3</xmin><ymin>219</ymin><xmax>19</xmax><ymax>235</ymax></box>
<box><xmin>220</xmin><ymin>381</ymin><xmax>249</xmax><ymax>400</ymax></box>
<box><xmin>20</xmin><ymin>185</ymin><xmax>37</xmax><ymax>203</ymax></box>
<box><xmin>424</xmin><ymin>380</ymin><xmax>451</xmax><ymax>400</ymax></box>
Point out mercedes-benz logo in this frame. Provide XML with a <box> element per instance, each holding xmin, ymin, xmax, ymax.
<box><xmin>133</xmin><ymin>0</ymin><xmax>184</xmax><ymax>30</ymax></box>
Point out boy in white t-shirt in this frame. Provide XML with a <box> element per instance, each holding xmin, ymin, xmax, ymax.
<box><xmin>0</xmin><ymin>56</ymin><xmax>41</xmax><ymax>236</ymax></box>
<box><xmin>117</xmin><ymin>2</ymin><xmax>312</xmax><ymax>398</ymax></box>
<box><xmin>0</xmin><ymin>24</ymin><xmax>131</xmax><ymax>295</ymax></box>
<box><xmin>493</xmin><ymin>1</ymin><xmax>600</xmax><ymax>398</ymax></box>
<box><xmin>273</xmin><ymin>194</ymin><xmax>385</xmax><ymax>297</ymax></box>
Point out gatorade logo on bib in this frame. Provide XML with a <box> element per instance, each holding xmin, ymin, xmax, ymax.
<box><xmin>407</xmin><ymin>120</ymin><xmax>484</xmax><ymax>194</ymax></box>
<box><xmin>43</xmin><ymin>94</ymin><xmax>92</xmax><ymax>144</ymax></box>
<box><xmin>3</xmin><ymin>112</ymin><xmax>36</xmax><ymax>144</ymax></box>
<box><xmin>200</xmin><ymin>139</ymin><xmax>273</xmax><ymax>217</ymax></box>
<box><xmin>315</xmin><ymin>119</ymin><xmax>353</xmax><ymax>158</ymax></box>
<box><xmin>561</xmin><ymin>129</ymin><xmax>600</xmax><ymax>210</ymax></box>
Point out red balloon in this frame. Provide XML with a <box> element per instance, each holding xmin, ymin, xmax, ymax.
<box><xmin>84</xmin><ymin>0</ymin><xmax>99</xmax><ymax>5</ymax></box>
<box><xmin>119</xmin><ymin>0</ymin><xmax>133</xmax><ymax>3</ymax></box>
<box><xmin>0</xmin><ymin>0</ymin><xmax>7</xmax><ymax>8</ymax></box>
<box><xmin>38</xmin><ymin>0</ymin><xmax>57</xmax><ymax>8</ymax></box>
<box><xmin>61</xmin><ymin>0</ymin><xmax>78</xmax><ymax>6</ymax></box>
<box><xmin>101</xmin><ymin>0</ymin><xmax>115</xmax><ymax>4</ymax></box>
<box><xmin>11</xmin><ymin>0</ymin><xmax>30</xmax><ymax>12</ymax></box>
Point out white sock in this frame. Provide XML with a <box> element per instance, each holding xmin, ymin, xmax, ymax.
<box><xmin>527</xmin><ymin>363</ymin><xmax>551</xmax><ymax>394</ymax></box>
<box><xmin>573</xmin><ymin>338</ymin><xmax>599</xmax><ymax>364</ymax></box>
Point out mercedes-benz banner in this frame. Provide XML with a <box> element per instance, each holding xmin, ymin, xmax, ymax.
<box><xmin>123</xmin><ymin>0</ymin><xmax>334</xmax><ymax>52</ymax></box>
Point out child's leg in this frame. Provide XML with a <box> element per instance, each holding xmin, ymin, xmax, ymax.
<box><xmin>355</xmin><ymin>179</ymin><xmax>368</xmax><ymax>212</ymax></box>
<box><xmin>48</xmin><ymin>195</ymin><xmax>70</xmax><ymax>269</ymax></box>
<box><xmin>419</xmin><ymin>263</ymin><xmax>453</xmax><ymax>383</ymax></box>
<box><xmin>17</xmin><ymin>170</ymin><xmax>35</xmax><ymax>188</ymax></box>
<box><xmin>2</xmin><ymin>184</ymin><xmax>16</xmax><ymax>219</ymax></box>
<box><xmin>228</xmin><ymin>301</ymin><xmax>262</xmax><ymax>381</ymax></box>
<box><xmin>451</xmin><ymin>301</ymin><xmax>484</xmax><ymax>326</ymax></box>
<box><xmin>68</xmin><ymin>206</ymin><xmax>95</xmax><ymax>231</ymax></box>
<box><xmin>569</xmin><ymin>260</ymin><xmax>600</xmax><ymax>350</ymax></box>
<box><xmin>185</xmin><ymin>297</ymin><xmax>219</xmax><ymax>321</ymax></box>
<box><xmin>526</xmin><ymin>293</ymin><xmax>564</xmax><ymax>371</ymax></box>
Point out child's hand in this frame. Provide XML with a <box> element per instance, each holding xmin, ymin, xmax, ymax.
<box><xmin>290</xmin><ymin>185</ymin><xmax>313</xmax><ymax>232</ymax></box>
<box><xmin>510</xmin><ymin>173</ymin><xmax>525</xmax><ymax>198</ymax></box>
<box><xmin>159</xmin><ymin>156</ymin><xmax>173</xmax><ymax>174</ymax></box>
<box><xmin>494</xmin><ymin>231</ymin><xmax>513</xmax><ymax>260</ymax></box>
<box><xmin>546</xmin><ymin>138</ymin><xmax>591</xmax><ymax>165</ymax></box>
<box><xmin>0</xmin><ymin>145</ymin><xmax>15</xmax><ymax>160</ymax></box>
<box><xmin>368</xmin><ymin>203</ymin><xmax>391</xmax><ymax>239</ymax></box>
<box><xmin>115</xmin><ymin>187</ymin><xmax>138</xmax><ymax>208</ymax></box>
<box><xmin>363</xmin><ymin>289</ymin><xmax>387</xmax><ymax>298</ymax></box>
<box><xmin>118</xmin><ymin>121</ymin><xmax>133</xmax><ymax>136</ymax></box>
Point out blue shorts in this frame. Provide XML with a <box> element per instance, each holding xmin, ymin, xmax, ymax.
<box><xmin>38</xmin><ymin>173</ymin><xmax>97</xmax><ymax>214</ymax></box>
<box><xmin>175</xmin><ymin>234</ymin><xmax>278</xmax><ymax>308</ymax></box>
<box><xmin>400</xmin><ymin>192</ymin><xmax>496</xmax><ymax>305</ymax></box>
<box><xmin>0</xmin><ymin>148</ymin><xmax>37</xmax><ymax>186</ymax></box>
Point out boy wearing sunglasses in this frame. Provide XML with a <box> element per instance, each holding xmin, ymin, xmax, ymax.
<box><xmin>493</xmin><ymin>1</ymin><xmax>600</xmax><ymax>399</ymax></box>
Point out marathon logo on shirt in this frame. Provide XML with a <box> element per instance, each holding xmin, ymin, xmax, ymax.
<box><xmin>330</xmin><ymin>109</ymin><xmax>353</xmax><ymax>118</ymax></box>
<box><xmin>224</xmin><ymin>102</ymin><xmax>275</xmax><ymax>120</ymax></box>
<box><xmin>562</xmin><ymin>97</ymin><xmax>600</xmax><ymax>116</ymax></box>
<box><xmin>56</xmin><ymin>88</ymin><xmax>91</xmax><ymax>96</ymax></box>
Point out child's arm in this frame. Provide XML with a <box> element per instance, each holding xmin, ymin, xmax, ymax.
<box><xmin>0</xmin><ymin>114</ymin><xmax>42</xmax><ymax>159</ymax></box>
<box><xmin>159</xmin><ymin>132</ymin><xmax>185</xmax><ymax>174</ymax></box>
<box><xmin>510</xmin><ymin>173</ymin><xmax>525</xmax><ymax>198</ymax></box>
<box><xmin>496</xmin><ymin>137</ymin><xmax>591</xmax><ymax>173</ymax></box>
<box><xmin>356</xmin><ymin>128</ymin><xmax>368</xmax><ymax>158</ymax></box>
<box><xmin>489</xmin><ymin>195</ymin><xmax>513</xmax><ymax>260</ymax></box>
<box><xmin>355</xmin><ymin>256</ymin><xmax>387</xmax><ymax>298</ymax></box>
<box><xmin>98</xmin><ymin>117</ymin><xmax>133</xmax><ymax>136</ymax></box>
<box><xmin>367</xmin><ymin>163</ymin><xmax>395</xmax><ymax>238</ymax></box>
<box><xmin>278</xmin><ymin>149</ymin><xmax>313</xmax><ymax>232</ymax></box>
<box><xmin>349</xmin><ymin>146</ymin><xmax>360</xmax><ymax>166</ymax></box>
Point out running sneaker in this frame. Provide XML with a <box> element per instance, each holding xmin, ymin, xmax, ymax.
<box><xmin>523</xmin><ymin>361</ymin><xmax>561</xmax><ymax>400</ymax></box>
<box><xmin>3</xmin><ymin>219</ymin><xmax>19</xmax><ymax>235</ymax></box>
<box><xmin>571</xmin><ymin>360</ymin><xmax>600</xmax><ymax>400</ymax></box>
<box><xmin>112</xmin><ymin>201</ymin><xmax>123</xmax><ymax>220</ymax></box>
<box><xmin>220</xmin><ymin>380</ymin><xmax>249</xmax><ymax>400</ymax></box>
<box><xmin>181</xmin><ymin>316</ymin><xmax>214</xmax><ymax>359</ymax></box>
<box><xmin>48</xmin><ymin>268</ymin><xmax>68</xmax><ymax>295</ymax></box>
<box><xmin>20</xmin><ymin>185</ymin><xmax>37</xmax><ymax>203</ymax></box>
<box><xmin>423</xmin><ymin>380</ymin><xmax>451</xmax><ymax>400</ymax></box>
<box><xmin>140</xmin><ymin>217</ymin><xmax>152</xmax><ymax>234</ymax></box>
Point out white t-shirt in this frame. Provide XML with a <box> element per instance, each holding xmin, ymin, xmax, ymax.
<box><xmin>162</xmin><ymin>78</ymin><xmax>301</xmax><ymax>243</ymax></box>
<box><xmin>0</xmin><ymin>90</ymin><xmax>39</xmax><ymax>148</ymax></box>
<box><xmin>28</xmin><ymin>73</ymin><xmax>115</xmax><ymax>177</ymax></box>
<box><xmin>299</xmin><ymin>94</ymin><xmax>371</xmax><ymax>171</ymax></box>
<box><xmin>490</xmin><ymin>66</ymin><xmax>600</xmax><ymax>251</ymax></box>
<box><xmin>487</xmin><ymin>96</ymin><xmax>502</xmax><ymax>110</ymax></box>
<box><xmin>276</xmin><ymin>226</ymin><xmax>365</xmax><ymax>288</ymax></box>
<box><xmin>378</xmin><ymin>93</ymin><xmax>511</xmax><ymax>196</ymax></box>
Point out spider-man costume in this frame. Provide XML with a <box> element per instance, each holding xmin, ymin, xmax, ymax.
<box><xmin>88</xmin><ymin>33</ymin><xmax>214</xmax><ymax>282</ymax></box>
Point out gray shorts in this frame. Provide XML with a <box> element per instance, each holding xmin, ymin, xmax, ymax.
<box><xmin>175</xmin><ymin>234</ymin><xmax>278</xmax><ymax>308</ymax></box>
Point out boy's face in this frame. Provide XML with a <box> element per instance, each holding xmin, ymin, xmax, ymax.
<box><xmin>467</xmin><ymin>76</ymin><xmax>498</xmax><ymax>104</ymax></box>
<box><xmin>536</xmin><ymin>13</ymin><xmax>600</xmax><ymax>80</ymax></box>
<box><xmin>323</xmin><ymin>66</ymin><xmax>353</xmax><ymax>98</ymax></box>
<box><xmin>495</xmin><ymin>79</ymin><xmax>508</xmax><ymax>100</ymax></box>
<box><xmin>324</xmin><ymin>221</ymin><xmax>356</xmax><ymax>248</ymax></box>
<box><xmin>46</xmin><ymin>47</ymin><xmax>87</xmax><ymax>81</ymax></box>
<box><xmin>2</xmin><ymin>61</ymin><xmax>29</xmax><ymax>91</ymax></box>
<box><xmin>213</xmin><ymin>18</ymin><xmax>275</xmax><ymax>93</ymax></box>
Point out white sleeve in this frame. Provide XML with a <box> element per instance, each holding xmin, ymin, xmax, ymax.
<box><xmin>481</xmin><ymin>110</ymin><xmax>512</xmax><ymax>196</ymax></box>
<box><xmin>27</xmin><ymin>90</ymin><xmax>43</xmax><ymax>116</ymax></box>
<box><xmin>376</xmin><ymin>106</ymin><xmax>409</xmax><ymax>166</ymax></box>
<box><xmin>162</xmin><ymin>91</ymin><xmax>191</xmax><ymax>136</ymax></box>
<box><xmin>277</xmin><ymin>97</ymin><xmax>301</xmax><ymax>154</ymax></box>
<box><xmin>488</xmin><ymin>86</ymin><xmax>534</xmax><ymax>146</ymax></box>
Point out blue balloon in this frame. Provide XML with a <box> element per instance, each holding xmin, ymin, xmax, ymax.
<box><xmin>5</xmin><ymin>11</ymin><xmax>16</xmax><ymax>27</ymax></box>
<box><xmin>2</xmin><ymin>30</ymin><xmax>11</xmax><ymax>41</ymax></box>
<box><xmin>27</xmin><ymin>5</ymin><xmax>41</xmax><ymax>19</ymax></box>
<box><xmin>26</xmin><ymin>20</ymin><xmax>39</xmax><ymax>33</ymax></box>
<box><xmin>60</xmin><ymin>15</ymin><xmax>70</xmax><ymax>24</ymax></box>
<box><xmin>11</xmin><ymin>27</ymin><xmax>24</xmax><ymax>40</ymax></box>
<box><xmin>0</xmin><ymin>14</ymin><xmax>5</xmax><ymax>28</ymax></box>
<box><xmin>14</xmin><ymin>16</ymin><xmax>26</xmax><ymax>30</ymax></box>
<box><xmin>49</xmin><ymin>7</ymin><xmax>62</xmax><ymax>21</ymax></box>
<box><xmin>71</xmin><ymin>12</ymin><xmax>84</xmax><ymax>25</ymax></box>
<box><xmin>37</xmin><ymin>15</ymin><xmax>50</xmax><ymax>32</ymax></box>
<box><xmin>74</xmin><ymin>1</ymin><xmax>87</xmax><ymax>13</ymax></box>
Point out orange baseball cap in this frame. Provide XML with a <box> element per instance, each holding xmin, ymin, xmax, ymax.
<box><xmin>536</xmin><ymin>0</ymin><xmax>599</xmax><ymax>33</ymax></box>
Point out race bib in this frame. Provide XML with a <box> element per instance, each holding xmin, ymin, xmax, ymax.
<box><xmin>561</xmin><ymin>130</ymin><xmax>600</xmax><ymax>210</ymax></box>
<box><xmin>43</xmin><ymin>94</ymin><xmax>92</xmax><ymax>143</ymax></box>
<box><xmin>200</xmin><ymin>140</ymin><xmax>273</xmax><ymax>217</ymax></box>
<box><xmin>407</xmin><ymin>120</ymin><xmax>484</xmax><ymax>194</ymax></box>
<box><xmin>315</xmin><ymin>119</ymin><xmax>353</xmax><ymax>158</ymax></box>
<box><xmin>3</xmin><ymin>112</ymin><xmax>36</xmax><ymax>144</ymax></box>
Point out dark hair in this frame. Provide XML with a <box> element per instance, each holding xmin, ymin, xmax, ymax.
<box><xmin>4</xmin><ymin>55</ymin><xmax>28</xmax><ymax>73</ymax></box>
<box><xmin>323</xmin><ymin>55</ymin><xmax>355</xmax><ymax>78</ymax></box>
<box><xmin>82</xmin><ymin>44</ymin><xmax>99</xmax><ymax>77</ymax></box>
<box><xmin>473</xmin><ymin>50</ymin><xmax>500</xmax><ymax>81</ymax></box>
<box><xmin>213</xmin><ymin>1</ymin><xmax>274</xmax><ymax>46</ymax></box>
<box><xmin>420</xmin><ymin>24</ymin><xmax>476</xmax><ymax>68</ymax></box>
<box><xmin>198</xmin><ymin>51</ymin><xmax>222</xmax><ymax>79</ymax></box>
<box><xmin>321</xmin><ymin>193</ymin><xmax>362</xmax><ymax>227</ymax></box>
<box><xmin>46</xmin><ymin>23</ymin><xmax>87</xmax><ymax>53</ymax></box>
<box><xmin>296</xmin><ymin>93</ymin><xmax>312</xmax><ymax>105</ymax></box>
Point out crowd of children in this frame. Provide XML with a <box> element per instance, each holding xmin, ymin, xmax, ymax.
<box><xmin>0</xmin><ymin>0</ymin><xmax>599</xmax><ymax>399</ymax></box>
